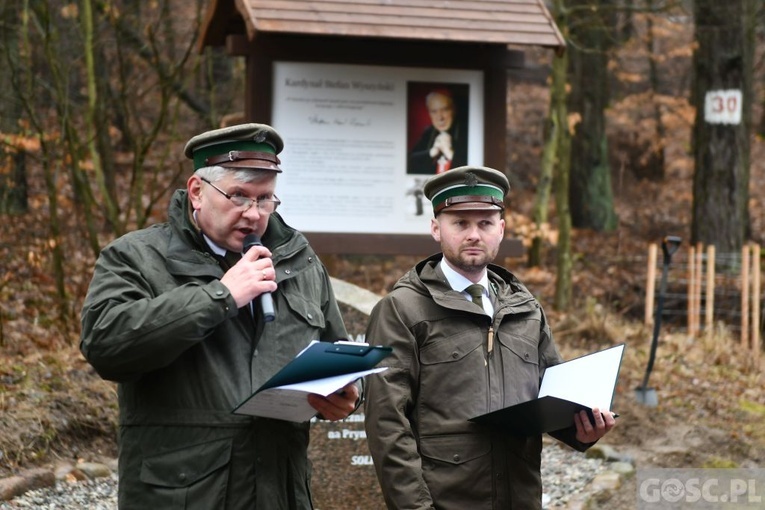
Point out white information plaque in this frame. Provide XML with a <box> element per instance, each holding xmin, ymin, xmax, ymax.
<box><xmin>272</xmin><ymin>62</ymin><xmax>484</xmax><ymax>234</ymax></box>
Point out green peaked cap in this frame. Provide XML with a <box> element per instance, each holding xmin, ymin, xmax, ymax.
<box><xmin>184</xmin><ymin>123</ymin><xmax>284</xmax><ymax>172</ymax></box>
<box><xmin>423</xmin><ymin>166</ymin><xmax>510</xmax><ymax>216</ymax></box>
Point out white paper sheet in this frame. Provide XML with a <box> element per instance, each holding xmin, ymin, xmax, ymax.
<box><xmin>538</xmin><ymin>344</ymin><xmax>625</xmax><ymax>410</ymax></box>
<box><xmin>236</xmin><ymin>367</ymin><xmax>388</xmax><ymax>422</ymax></box>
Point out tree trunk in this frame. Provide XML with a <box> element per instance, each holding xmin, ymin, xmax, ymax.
<box><xmin>644</xmin><ymin>0</ymin><xmax>666</xmax><ymax>181</ymax></box>
<box><xmin>759</xmin><ymin>5</ymin><xmax>765</xmax><ymax>137</ymax></box>
<box><xmin>22</xmin><ymin>2</ymin><xmax>73</xmax><ymax>325</ymax></box>
<box><xmin>691</xmin><ymin>0</ymin><xmax>755</xmax><ymax>252</ymax></box>
<box><xmin>528</xmin><ymin>94</ymin><xmax>557</xmax><ymax>267</ymax></box>
<box><xmin>618</xmin><ymin>0</ymin><xmax>635</xmax><ymax>42</ymax></box>
<box><xmin>554</xmin><ymin>60</ymin><xmax>573</xmax><ymax>310</ymax></box>
<box><xmin>82</xmin><ymin>0</ymin><xmax>122</xmax><ymax>233</ymax></box>
<box><xmin>0</xmin><ymin>150</ymin><xmax>29</xmax><ymax>215</ymax></box>
<box><xmin>568</xmin><ymin>0</ymin><xmax>618</xmax><ymax>232</ymax></box>
<box><xmin>0</xmin><ymin>1</ymin><xmax>29</xmax><ymax>215</ymax></box>
<box><xmin>551</xmin><ymin>0</ymin><xmax>573</xmax><ymax>311</ymax></box>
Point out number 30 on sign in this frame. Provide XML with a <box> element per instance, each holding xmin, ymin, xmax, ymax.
<box><xmin>704</xmin><ymin>89</ymin><xmax>742</xmax><ymax>125</ymax></box>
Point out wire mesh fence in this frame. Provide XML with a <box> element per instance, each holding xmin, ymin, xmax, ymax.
<box><xmin>644</xmin><ymin>242</ymin><xmax>763</xmax><ymax>366</ymax></box>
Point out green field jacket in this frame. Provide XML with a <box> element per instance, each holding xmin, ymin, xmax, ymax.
<box><xmin>364</xmin><ymin>255</ymin><xmax>590</xmax><ymax>510</ymax></box>
<box><xmin>80</xmin><ymin>190</ymin><xmax>347</xmax><ymax>510</ymax></box>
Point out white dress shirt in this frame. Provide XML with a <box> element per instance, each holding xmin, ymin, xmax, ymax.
<box><xmin>439</xmin><ymin>258</ymin><xmax>494</xmax><ymax>316</ymax></box>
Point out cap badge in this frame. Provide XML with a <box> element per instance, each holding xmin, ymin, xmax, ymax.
<box><xmin>465</xmin><ymin>172</ymin><xmax>479</xmax><ymax>187</ymax></box>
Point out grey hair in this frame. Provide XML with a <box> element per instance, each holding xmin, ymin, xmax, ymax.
<box><xmin>195</xmin><ymin>166</ymin><xmax>276</xmax><ymax>184</ymax></box>
<box><xmin>425</xmin><ymin>90</ymin><xmax>454</xmax><ymax>109</ymax></box>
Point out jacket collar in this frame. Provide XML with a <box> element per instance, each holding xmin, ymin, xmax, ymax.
<box><xmin>168</xmin><ymin>190</ymin><xmax>211</xmax><ymax>253</ymax></box>
<box><xmin>402</xmin><ymin>253</ymin><xmax>536</xmax><ymax>309</ymax></box>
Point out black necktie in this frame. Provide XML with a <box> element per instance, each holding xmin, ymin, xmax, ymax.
<box><xmin>219</xmin><ymin>250</ymin><xmax>241</xmax><ymax>270</ymax></box>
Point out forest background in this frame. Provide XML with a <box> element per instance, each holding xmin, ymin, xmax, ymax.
<box><xmin>1</xmin><ymin>1</ymin><xmax>765</xmax><ymax>507</ymax></box>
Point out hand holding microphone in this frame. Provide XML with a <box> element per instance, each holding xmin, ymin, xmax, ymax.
<box><xmin>243</xmin><ymin>234</ymin><xmax>276</xmax><ymax>322</ymax></box>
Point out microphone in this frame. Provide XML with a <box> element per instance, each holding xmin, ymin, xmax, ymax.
<box><xmin>243</xmin><ymin>234</ymin><xmax>276</xmax><ymax>322</ymax></box>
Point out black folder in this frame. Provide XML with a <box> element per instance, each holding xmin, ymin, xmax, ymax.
<box><xmin>470</xmin><ymin>343</ymin><xmax>625</xmax><ymax>436</ymax></box>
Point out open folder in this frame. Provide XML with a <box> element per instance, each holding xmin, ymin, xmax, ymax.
<box><xmin>233</xmin><ymin>340</ymin><xmax>392</xmax><ymax>422</ymax></box>
<box><xmin>470</xmin><ymin>343</ymin><xmax>625</xmax><ymax>436</ymax></box>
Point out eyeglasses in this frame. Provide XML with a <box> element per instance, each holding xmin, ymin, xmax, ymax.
<box><xmin>200</xmin><ymin>177</ymin><xmax>281</xmax><ymax>213</ymax></box>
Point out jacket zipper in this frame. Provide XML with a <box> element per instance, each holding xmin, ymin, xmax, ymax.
<box><xmin>487</xmin><ymin>325</ymin><xmax>494</xmax><ymax>355</ymax></box>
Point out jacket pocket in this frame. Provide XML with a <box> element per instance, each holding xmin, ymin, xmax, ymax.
<box><xmin>497</xmin><ymin>332</ymin><xmax>540</xmax><ymax>366</ymax></box>
<box><xmin>419</xmin><ymin>433</ymin><xmax>491</xmax><ymax>464</ymax></box>
<box><xmin>496</xmin><ymin>331</ymin><xmax>541</xmax><ymax>404</ymax></box>
<box><xmin>140</xmin><ymin>437</ymin><xmax>232</xmax><ymax>509</ymax></box>
<box><xmin>417</xmin><ymin>331</ymin><xmax>487</xmax><ymax>420</ymax></box>
<box><xmin>419</xmin><ymin>434</ymin><xmax>493</xmax><ymax>506</ymax></box>
<box><xmin>282</xmin><ymin>289</ymin><xmax>326</xmax><ymax>330</ymax></box>
<box><xmin>419</xmin><ymin>329</ymin><xmax>482</xmax><ymax>365</ymax></box>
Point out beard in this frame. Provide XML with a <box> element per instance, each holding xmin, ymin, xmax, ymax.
<box><xmin>444</xmin><ymin>244</ymin><xmax>497</xmax><ymax>276</ymax></box>
<box><xmin>450</xmin><ymin>256</ymin><xmax>488</xmax><ymax>274</ymax></box>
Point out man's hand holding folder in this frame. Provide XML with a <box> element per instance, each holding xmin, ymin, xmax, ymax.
<box><xmin>233</xmin><ymin>340</ymin><xmax>392</xmax><ymax>422</ymax></box>
<box><xmin>470</xmin><ymin>344</ymin><xmax>625</xmax><ymax>437</ymax></box>
<box><xmin>307</xmin><ymin>382</ymin><xmax>360</xmax><ymax>421</ymax></box>
<box><xmin>574</xmin><ymin>407</ymin><xmax>617</xmax><ymax>443</ymax></box>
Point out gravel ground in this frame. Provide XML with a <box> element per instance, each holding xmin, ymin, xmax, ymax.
<box><xmin>0</xmin><ymin>474</ymin><xmax>118</xmax><ymax>510</ymax></box>
<box><xmin>543</xmin><ymin>442</ymin><xmax>607</xmax><ymax>508</ymax></box>
<box><xmin>0</xmin><ymin>442</ymin><xmax>604</xmax><ymax>509</ymax></box>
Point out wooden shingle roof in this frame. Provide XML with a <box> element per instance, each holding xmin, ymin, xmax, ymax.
<box><xmin>200</xmin><ymin>0</ymin><xmax>565</xmax><ymax>51</ymax></box>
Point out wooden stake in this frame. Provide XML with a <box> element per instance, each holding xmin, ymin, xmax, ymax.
<box><xmin>742</xmin><ymin>244</ymin><xmax>750</xmax><ymax>349</ymax></box>
<box><xmin>688</xmin><ymin>245</ymin><xmax>696</xmax><ymax>337</ymax></box>
<box><xmin>646</xmin><ymin>243</ymin><xmax>658</xmax><ymax>327</ymax></box>
<box><xmin>695</xmin><ymin>243</ymin><xmax>704</xmax><ymax>335</ymax></box>
<box><xmin>705</xmin><ymin>245</ymin><xmax>715</xmax><ymax>337</ymax></box>
<box><xmin>752</xmin><ymin>244</ymin><xmax>761</xmax><ymax>368</ymax></box>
